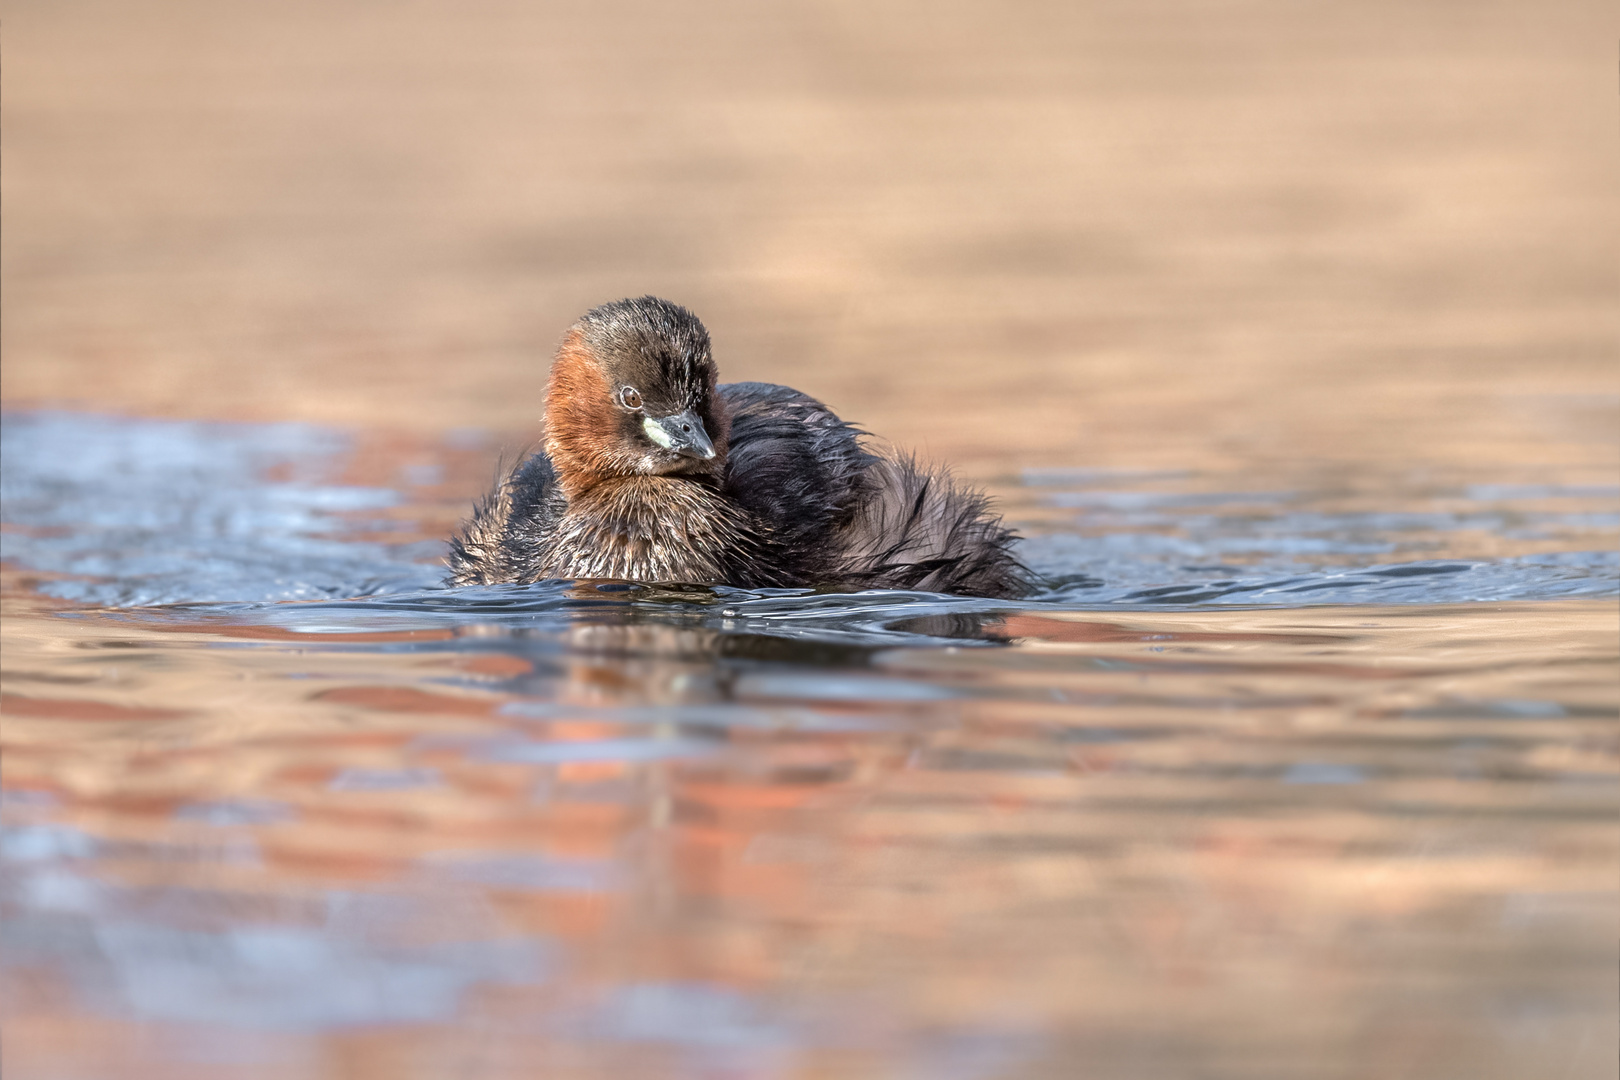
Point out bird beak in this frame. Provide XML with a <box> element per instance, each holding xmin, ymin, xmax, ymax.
<box><xmin>643</xmin><ymin>409</ymin><xmax>716</xmax><ymax>460</ymax></box>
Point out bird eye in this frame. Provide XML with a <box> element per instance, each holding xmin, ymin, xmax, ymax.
<box><xmin>619</xmin><ymin>386</ymin><xmax>642</xmax><ymax>409</ymax></box>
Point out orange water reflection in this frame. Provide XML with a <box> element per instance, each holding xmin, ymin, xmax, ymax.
<box><xmin>3</xmin><ymin>593</ymin><xmax>1614</xmax><ymax>1078</ymax></box>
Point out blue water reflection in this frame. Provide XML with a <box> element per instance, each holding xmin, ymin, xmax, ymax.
<box><xmin>3</xmin><ymin>412</ymin><xmax>1615</xmax><ymax>611</ymax></box>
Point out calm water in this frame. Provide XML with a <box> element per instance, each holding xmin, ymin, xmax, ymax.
<box><xmin>1</xmin><ymin>411</ymin><xmax>1615</xmax><ymax>1079</ymax></box>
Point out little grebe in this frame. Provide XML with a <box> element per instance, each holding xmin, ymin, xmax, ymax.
<box><xmin>447</xmin><ymin>296</ymin><xmax>1035</xmax><ymax>598</ymax></box>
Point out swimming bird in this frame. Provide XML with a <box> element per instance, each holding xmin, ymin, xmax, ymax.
<box><xmin>447</xmin><ymin>296</ymin><xmax>1035</xmax><ymax>598</ymax></box>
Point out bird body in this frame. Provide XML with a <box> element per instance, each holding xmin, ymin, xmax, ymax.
<box><xmin>448</xmin><ymin>297</ymin><xmax>1034</xmax><ymax>598</ymax></box>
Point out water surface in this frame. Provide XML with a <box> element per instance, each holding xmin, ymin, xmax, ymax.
<box><xmin>2</xmin><ymin>412</ymin><xmax>1615</xmax><ymax>1079</ymax></box>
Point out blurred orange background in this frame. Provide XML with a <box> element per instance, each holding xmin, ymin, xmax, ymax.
<box><xmin>4</xmin><ymin>0</ymin><xmax>1614</xmax><ymax>482</ymax></box>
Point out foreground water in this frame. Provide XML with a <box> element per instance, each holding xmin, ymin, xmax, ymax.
<box><xmin>2</xmin><ymin>413</ymin><xmax>1616</xmax><ymax>1079</ymax></box>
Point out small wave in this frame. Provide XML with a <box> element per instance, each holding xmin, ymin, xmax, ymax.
<box><xmin>4</xmin><ymin>411</ymin><xmax>1615</xmax><ymax>615</ymax></box>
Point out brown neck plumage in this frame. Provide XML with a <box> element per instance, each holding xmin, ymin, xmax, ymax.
<box><xmin>543</xmin><ymin>330</ymin><xmax>628</xmax><ymax>499</ymax></box>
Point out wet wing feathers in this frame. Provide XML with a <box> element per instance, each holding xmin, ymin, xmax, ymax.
<box><xmin>830</xmin><ymin>453</ymin><xmax>1036</xmax><ymax>598</ymax></box>
<box><xmin>719</xmin><ymin>381</ymin><xmax>875</xmax><ymax>552</ymax></box>
<box><xmin>720</xmin><ymin>382</ymin><xmax>1033</xmax><ymax>597</ymax></box>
